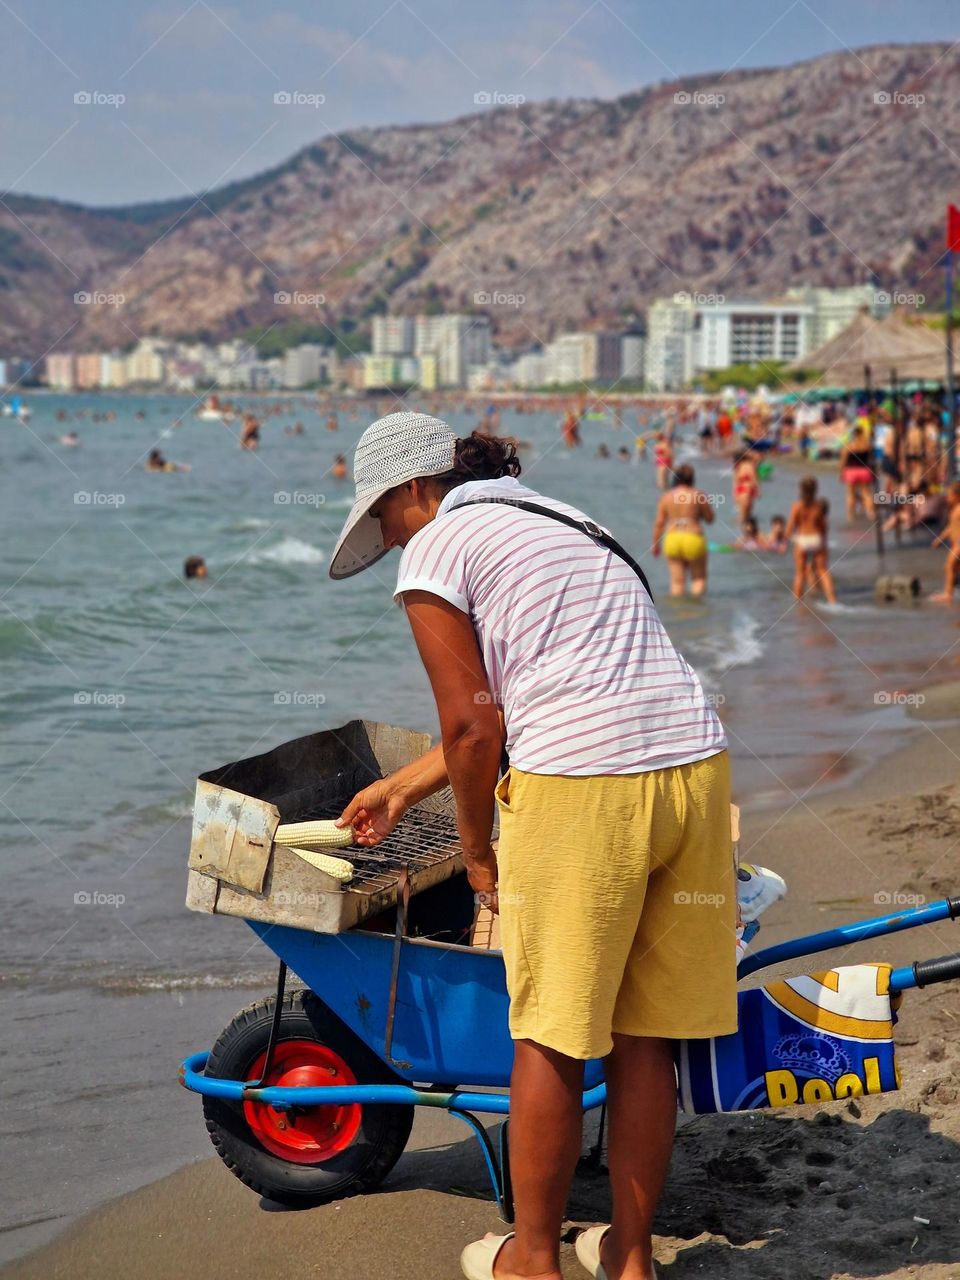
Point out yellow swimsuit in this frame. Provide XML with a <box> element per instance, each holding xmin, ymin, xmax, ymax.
<box><xmin>663</xmin><ymin>528</ymin><xmax>707</xmax><ymax>562</ymax></box>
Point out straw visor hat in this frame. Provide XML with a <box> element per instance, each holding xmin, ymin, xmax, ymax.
<box><xmin>328</xmin><ymin>411</ymin><xmax>458</xmax><ymax>579</ymax></box>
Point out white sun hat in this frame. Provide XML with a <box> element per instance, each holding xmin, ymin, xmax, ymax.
<box><xmin>328</xmin><ymin>411</ymin><xmax>458</xmax><ymax>579</ymax></box>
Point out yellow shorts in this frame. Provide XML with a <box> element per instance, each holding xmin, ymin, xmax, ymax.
<box><xmin>494</xmin><ymin>751</ymin><xmax>738</xmax><ymax>1059</ymax></box>
<box><xmin>663</xmin><ymin>529</ymin><xmax>707</xmax><ymax>562</ymax></box>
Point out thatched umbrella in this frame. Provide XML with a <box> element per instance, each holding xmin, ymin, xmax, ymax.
<box><xmin>787</xmin><ymin>308</ymin><xmax>948</xmax><ymax>388</ymax></box>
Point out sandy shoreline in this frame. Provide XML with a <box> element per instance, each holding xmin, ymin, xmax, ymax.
<box><xmin>5</xmin><ymin>692</ymin><xmax>960</xmax><ymax>1280</ymax></box>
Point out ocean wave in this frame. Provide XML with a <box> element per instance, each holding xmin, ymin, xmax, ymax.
<box><xmin>98</xmin><ymin>970</ymin><xmax>276</xmax><ymax>995</ymax></box>
<box><xmin>251</xmin><ymin>535</ymin><xmax>326</xmax><ymax>566</ymax></box>
<box><xmin>689</xmin><ymin>610</ymin><xmax>765</xmax><ymax>679</ymax></box>
<box><xmin>225</xmin><ymin>517</ymin><xmax>271</xmax><ymax>532</ymax></box>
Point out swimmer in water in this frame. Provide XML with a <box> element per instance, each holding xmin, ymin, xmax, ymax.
<box><xmin>184</xmin><ymin>555</ymin><xmax>207</xmax><ymax>580</ymax></box>
<box><xmin>240</xmin><ymin>413</ymin><xmax>261</xmax><ymax>450</ymax></box>
<box><xmin>653</xmin><ymin>432</ymin><xmax>673</xmax><ymax>489</ymax></box>
<box><xmin>146</xmin><ymin>447</ymin><xmax>190</xmax><ymax>473</ymax></box>
<box><xmin>735</xmin><ymin>517</ymin><xmax>762</xmax><ymax>551</ymax></box>
<box><xmin>59</xmin><ymin>431</ymin><xmax>80</xmax><ymax>447</ymax></box>
<box><xmin>784</xmin><ymin>476</ymin><xmax>837</xmax><ymax>603</ymax></box>
<box><xmin>652</xmin><ymin>463</ymin><xmax>714</xmax><ymax>597</ymax></box>
<box><xmin>763</xmin><ymin>514</ymin><xmax>789</xmax><ymax>554</ymax></box>
<box><xmin>332</xmin><ymin>453</ymin><xmax>348</xmax><ymax>480</ymax></box>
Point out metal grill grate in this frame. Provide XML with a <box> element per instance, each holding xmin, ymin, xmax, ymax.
<box><xmin>300</xmin><ymin>796</ymin><xmax>462</xmax><ymax>896</ymax></box>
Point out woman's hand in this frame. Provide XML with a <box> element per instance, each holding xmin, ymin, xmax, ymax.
<box><xmin>336</xmin><ymin>779</ymin><xmax>409</xmax><ymax>847</ymax></box>
<box><xmin>464</xmin><ymin>844</ymin><xmax>499</xmax><ymax>915</ymax></box>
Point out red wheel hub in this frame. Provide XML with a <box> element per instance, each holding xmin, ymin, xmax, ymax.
<box><xmin>243</xmin><ymin>1040</ymin><xmax>362</xmax><ymax>1163</ymax></box>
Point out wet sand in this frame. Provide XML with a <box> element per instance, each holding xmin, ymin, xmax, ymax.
<box><xmin>5</xmin><ymin>690</ymin><xmax>960</xmax><ymax>1280</ymax></box>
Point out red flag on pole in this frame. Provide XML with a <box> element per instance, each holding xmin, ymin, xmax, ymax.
<box><xmin>948</xmin><ymin>204</ymin><xmax>960</xmax><ymax>251</ymax></box>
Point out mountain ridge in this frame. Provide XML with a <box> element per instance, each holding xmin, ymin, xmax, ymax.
<box><xmin>0</xmin><ymin>40</ymin><xmax>955</xmax><ymax>355</ymax></box>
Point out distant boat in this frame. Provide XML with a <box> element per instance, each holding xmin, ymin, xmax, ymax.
<box><xmin>1</xmin><ymin>396</ymin><xmax>31</xmax><ymax>421</ymax></box>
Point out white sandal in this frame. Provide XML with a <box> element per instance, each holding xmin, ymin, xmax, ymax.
<box><xmin>575</xmin><ymin>1225</ymin><xmax>611</xmax><ymax>1279</ymax></box>
<box><xmin>575</xmin><ymin>1225</ymin><xmax>659</xmax><ymax>1280</ymax></box>
<box><xmin>460</xmin><ymin>1232</ymin><xmax>515</xmax><ymax>1280</ymax></box>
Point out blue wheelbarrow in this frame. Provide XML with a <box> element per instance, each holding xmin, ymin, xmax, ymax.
<box><xmin>179</xmin><ymin>875</ymin><xmax>960</xmax><ymax>1215</ymax></box>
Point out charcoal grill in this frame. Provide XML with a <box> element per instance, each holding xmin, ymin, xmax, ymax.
<box><xmin>186</xmin><ymin>720</ymin><xmax>483</xmax><ymax>933</ymax></box>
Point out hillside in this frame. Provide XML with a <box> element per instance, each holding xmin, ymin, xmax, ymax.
<box><xmin>1</xmin><ymin>40</ymin><xmax>956</xmax><ymax>355</ymax></box>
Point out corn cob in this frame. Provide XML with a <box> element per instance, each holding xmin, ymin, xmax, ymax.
<box><xmin>275</xmin><ymin>819</ymin><xmax>355</xmax><ymax>850</ymax></box>
<box><xmin>286</xmin><ymin>846</ymin><xmax>355</xmax><ymax>882</ymax></box>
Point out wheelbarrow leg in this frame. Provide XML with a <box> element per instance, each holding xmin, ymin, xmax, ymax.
<box><xmin>498</xmin><ymin>1118</ymin><xmax>514</xmax><ymax>1224</ymax></box>
<box><xmin>578</xmin><ymin>1101</ymin><xmax>607</xmax><ymax>1176</ymax></box>
<box><xmin>448</xmin><ymin>1110</ymin><xmax>514</xmax><ymax>1222</ymax></box>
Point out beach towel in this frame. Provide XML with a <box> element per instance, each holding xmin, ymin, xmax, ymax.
<box><xmin>676</xmin><ymin>962</ymin><xmax>902</xmax><ymax>1114</ymax></box>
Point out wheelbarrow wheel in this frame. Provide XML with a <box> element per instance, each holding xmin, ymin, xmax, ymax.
<box><xmin>202</xmin><ymin>987</ymin><xmax>413</xmax><ymax>1208</ymax></box>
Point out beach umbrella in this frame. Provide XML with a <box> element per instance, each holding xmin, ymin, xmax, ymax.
<box><xmin>788</xmin><ymin>309</ymin><xmax>949</xmax><ymax>390</ymax></box>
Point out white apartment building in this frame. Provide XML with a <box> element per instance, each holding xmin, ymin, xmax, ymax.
<box><xmin>784</xmin><ymin>284</ymin><xmax>885</xmax><ymax>348</ymax></box>
<box><xmin>511</xmin><ymin>351</ymin><xmax>548</xmax><ymax>389</ymax></box>
<box><xmin>372</xmin><ymin>315</ymin><xmax>415</xmax><ymax>356</ymax></box>
<box><xmin>621</xmin><ymin>334</ymin><xmax>645</xmax><ymax>381</ymax></box>
<box><xmin>644</xmin><ymin>286</ymin><xmax>880</xmax><ymax>389</ymax></box>
<box><xmin>45</xmin><ymin>352</ymin><xmax>76</xmax><ymax>390</ymax></box>
<box><xmin>414</xmin><ymin>314</ymin><xmax>491</xmax><ymax>387</ymax></box>
<box><xmin>282</xmin><ymin>343</ymin><xmax>335</xmax><ymax>388</ymax></box>
<box><xmin>545</xmin><ymin>333</ymin><xmax>592</xmax><ymax>384</ymax></box>
<box><xmin>645</xmin><ymin>298</ymin><xmax>698</xmax><ymax>391</ymax></box>
<box><xmin>697</xmin><ymin>302</ymin><xmax>815</xmax><ymax>371</ymax></box>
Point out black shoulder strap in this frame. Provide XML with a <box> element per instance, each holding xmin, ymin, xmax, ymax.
<box><xmin>457</xmin><ymin>497</ymin><xmax>654</xmax><ymax>602</ymax></box>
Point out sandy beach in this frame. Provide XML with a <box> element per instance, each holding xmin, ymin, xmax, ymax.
<box><xmin>4</xmin><ymin>682</ymin><xmax>960</xmax><ymax>1280</ymax></box>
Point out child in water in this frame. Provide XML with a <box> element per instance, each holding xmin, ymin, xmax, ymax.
<box><xmin>785</xmin><ymin>476</ymin><xmax>837</xmax><ymax>603</ymax></box>
<box><xmin>764</xmin><ymin>515</ymin><xmax>789</xmax><ymax>554</ymax></box>
<box><xmin>735</xmin><ymin>517</ymin><xmax>762</xmax><ymax>551</ymax></box>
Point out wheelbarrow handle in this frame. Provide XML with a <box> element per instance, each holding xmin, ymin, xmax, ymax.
<box><xmin>738</xmin><ymin>895</ymin><xmax>960</xmax><ymax>979</ymax></box>
<box><xmin>890</xmin><ymin>952</ymin><xmax>960</xmax><ymax>994</ymax></box>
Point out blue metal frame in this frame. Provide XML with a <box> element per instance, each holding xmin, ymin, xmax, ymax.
<box><xmin>179</xmin><ymin>897</ymin><xmax>959</xmax><ymax>1210</ymax></box>
<box><xmin>735</xmin><ymin>897</ymin><xmax>959</xmax><ymax>986</ymax></box>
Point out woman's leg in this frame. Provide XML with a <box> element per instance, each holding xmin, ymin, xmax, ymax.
<box><xmin>493</xmin><ymin>1041</ymin><xmax>584</xmax><ymax>1279</ymax></box>
<box><xmin>861</xmin><ymin>482</ymin><xmax>875</xmax><ymax>518</ymax></box>
<box><xmin>845</xmin><ymin>481</ymin><xmax>855</xmax><ymax>520</ymax></box>
<box><xmin>813</xmin><ymin>551</ymin><xmax>837</xmax><ymax>603</ymax></box>
<box><xmin>600</xmin><ymin>1035</ymin><xmax>676</xmax><ymax>1280</ymax></box>
<box><xmin>689</xmin><ymin>554</ymin><xmax>707</xmax><ymax>597</ymax></box>
<box><xmin>666</xmin><ymin>556</ymin><xmax>686</xmax><ymax>596</ymax></box>
<box><xmin>792</xmin><ymin>546</ymin><xmax>806</xmax><ymax>598</ymax></box>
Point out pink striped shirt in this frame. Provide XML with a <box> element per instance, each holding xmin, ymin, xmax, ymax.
<box><xmin>394</xmin><ymin>477</ymin><xmax>726</xmax><ymax>775</ymax></box>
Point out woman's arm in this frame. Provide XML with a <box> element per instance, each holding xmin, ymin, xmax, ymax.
<box><xmin>696</xmin><ymin>490</ymin><xmax>716</xmax><ymax>524</ymax></box>
<box><xmin>651</xmin><ymin>494</ymin><xmax>668</xmax><ymax>554</ymax></box>
<box><xmin>400</xmin><ymin>590</ymin><xmax>503</xmax><ymax>900</ymax></box>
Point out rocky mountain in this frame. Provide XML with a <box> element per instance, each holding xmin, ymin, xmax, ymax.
<box><xmin>1</xmin><ymin>40</ymin><xmax>957</xmax><ymax>357</ymax></box>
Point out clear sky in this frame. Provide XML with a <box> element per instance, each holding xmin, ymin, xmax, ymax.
<box><xmin>0</xmin><ymin>0</ymin><xmax>954</xmax><ymax>206</ymax></box>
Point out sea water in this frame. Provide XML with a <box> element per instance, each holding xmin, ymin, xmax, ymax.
<box><xmin>1</xmin><ymin>391</ymin><xmax>954</xmax><ymax>993</ymax></box>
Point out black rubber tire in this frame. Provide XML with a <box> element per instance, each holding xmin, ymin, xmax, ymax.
<box><xmin>202</xmin><ymin>987</ymin><xmax>413</xmax><ymax>1208</ymax></box>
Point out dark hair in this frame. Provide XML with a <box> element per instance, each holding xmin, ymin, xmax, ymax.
<box><xmin>771</xmin><ymin>513</ymin><xmax>785</xmax><ymax>525</ymax></box>
<box><xmin>743</xmin><ymin>517</ymin><xmax>758</xmax><ymax>535</ymax></box>
<box><xmin>800</xmin><ymin>475</ymin><xmax>818</xmax><ymax>502</ymax></box>
<box><xmin>184</xmin><ymin>555</ymin><xmax>206</xmax><ymax>579</ymax></box>
<box><xmin>673</xmin><ymin>464</ymin><xmax>695</xmax><ymax>487</ymax></box>
<box><xmin>431</xmin><ymin>431</ymin><xmax>522</xmax><ymax>493</ymax></box>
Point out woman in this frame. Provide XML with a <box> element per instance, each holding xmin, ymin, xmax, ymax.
<box><xmin>784</xmin><ymin>475</ymin><xmax>837</xmax><ymax>604</ymax></box>
<box><xmin>731</xmin><ymin>449</ymin><xmax>759</xmax><ymax>528</ymax></box>
<box><xmin>329</xmin><ymin>412</ymin><xmax>737</xmax><ymax>1280</ymax></box>
<box><xmin>838</xmin><ymin>426</ymin><xmax>875</xmax><ymax>521</ymax></box>
<box><xmin>651</xmin><ymin>463</ymin><xmax>714</xmax><ymax>597</ymax></box>
<box><xmin>652</xmin><ymin>432</ymin><xmax>672</xmax><ymax>489</ymax></box>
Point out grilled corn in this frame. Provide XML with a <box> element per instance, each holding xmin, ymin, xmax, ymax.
<box><xmin>286</xmin><ymin>846</ymin><xmax>355</xmax><ymax>882</ymax></box>
<box><xmin>275</xmin><ymin>819</ymin><xmax>355</xmax><ymax>850</ymax></box>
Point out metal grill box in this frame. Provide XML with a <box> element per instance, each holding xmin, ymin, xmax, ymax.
<box><xmin>186</xmin><ymin>720</ymin><xmax>467</xmax><ymax>934</ymax></box>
